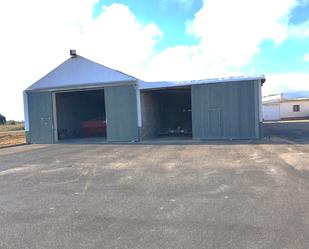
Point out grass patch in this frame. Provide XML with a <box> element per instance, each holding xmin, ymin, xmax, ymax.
<box><xmin>0</xmin><ymin>123</ymin><xmax>25</xmax><ymax>132</ymax></box>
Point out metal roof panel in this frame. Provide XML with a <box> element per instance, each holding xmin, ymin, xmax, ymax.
<box><xmin>26</xmin><ymin>55</ymin><xmax>137</xmax><ymax>91</ymax></box>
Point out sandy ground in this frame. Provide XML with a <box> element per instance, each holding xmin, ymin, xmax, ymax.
<box><xmin>0</xmin><ymin>131</ymin><xmax>26</xmax><ymax>148</ymax></box>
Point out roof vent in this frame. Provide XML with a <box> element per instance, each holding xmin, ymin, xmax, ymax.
<box><xmin>70</xmin><ymin>49</ymin><xmax>77</xmax><ymax>58</ymax></box>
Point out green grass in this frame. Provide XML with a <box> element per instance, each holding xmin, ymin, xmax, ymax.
<box><xmin>0</xmin><ymin>123</ymin><xmax>25</xmax><ymax>132</ymax></box>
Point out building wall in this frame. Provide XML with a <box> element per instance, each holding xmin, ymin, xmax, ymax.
<box><xmin>192</xmin><ymin>80</ymin><xmax>260</xmax><ymax>139</ymax></box>
<box><xmin>27</xmin><ymin>91</ymin><xmax>54</xmax><ymax>144</ymax></box>
<box><xmin>27</xmin><ymin>80</ymin><xmax>263</xmax><ymax>143</ymax></box>
<box><xmin>104</xmin><ymin>84</ymin><xmax>139</xmax><ymax>142</ymax></box>
<box><xmin>263</xmin><ymin>104</ymin><xmax>280</xmax><ymax>121</ymax></box>
<box><xmin>27</xmin><ymin>84</ymin><xmax>139</xmax><ymax>144</ymax></box>
<box><xmin>280</xmin><ymin>100</ymin><xmax>309</xmax><ymax>119</ymax></box>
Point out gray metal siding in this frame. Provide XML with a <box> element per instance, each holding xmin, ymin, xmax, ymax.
<box><xmin>207</xmin><ymin>108</ymin><xmax>222</xmax><ymax>138</ymax></box>
<box><xmin>192</xmin><ymin>80</ymin><xmax>260</xmax><ymax>139</ymax></box>
<box><xmin>140</xmin><ymin>91</ymin><xmax>161</xmax><ymax>139</ymax></box>
<box><xmin>104</xmin><ymin>85</ymin><xmax>139</xmax><ymax>142</ymax></box>
<box><xmin>28</xmin><ymin>92</ymin><xmax>54</xmax><ymax>143</ymax></box>
<box><xmin>254</xmin><ymin>80</ymin><xmax>261</xmax><ymax>138</ymax></box>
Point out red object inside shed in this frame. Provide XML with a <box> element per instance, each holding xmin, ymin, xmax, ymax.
<box><xmin>80</xmin><ymin>120</ymin><xmax>106</xmax><ymax>137</ymax></box>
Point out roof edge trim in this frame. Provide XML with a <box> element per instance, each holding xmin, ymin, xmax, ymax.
<box><xmin>25</xmin><ymin>80</ymin><xmax>137</xmax><ymax>92</ymax></box>
<box><xmin>139</xmin><ymin>75</ymin><xmax>266</xmax><ymax>90</ymax></box>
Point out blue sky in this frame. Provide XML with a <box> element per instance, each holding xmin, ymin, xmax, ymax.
<box><xmin>0</xmin><ymin>0</ymin><xmax>309</xmax><ymax>120</ymax></box>
<box><xmin>290</xmin><ymin>2</ymin><xmax>309</xmax><ymax>24</ymax></box>
<box><xmin>91</xmin><ymin>0</ymin><xmax>309</xmax><ymax>77</ymax></box>
<box><xmin>93</xmin><ymin>0</ymin><xmax>203</xmax><ymax>51</ymax></box>
<box><xmin>251</xmin><ymin>1</ymin><xmax>309</xmax><ymax>75</ymax></box>
<box><xmin>247</xmin><ymin>38</ymin><xmax>309</xmax><ymax>74</ymax></box>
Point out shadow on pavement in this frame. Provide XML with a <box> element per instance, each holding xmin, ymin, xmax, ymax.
<box><xmin>51</xmin><ymin>121</ymin><xmax>309</xmax><ymax>146</ymax></box>
<box><xmin>263</xmin><ymin>121</ymin><xmax>309</xmax><ymax>145</ymax></box>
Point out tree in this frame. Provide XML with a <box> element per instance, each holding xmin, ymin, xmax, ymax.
<box><xmin>0</xmin><ymin>114</ymin><xmax>6</xmax><ymax>125</ymax></box>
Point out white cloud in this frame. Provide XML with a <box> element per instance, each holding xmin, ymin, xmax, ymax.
<box><xmin>0</xmin><ymin>1</ymin><xmax>162</xmax><ymax>120</ymax></box>
<box><xmin>288</xmin><ymin>20</ymin><xmax>309</xmax><ymax>38</ymax></box>
<box><xmin>76</xmin><ymin>3</ymin><xmax>162</xmax><ymax>75</ymax></box>
<box><xmin>0</xmin><ymin>0</ymin><xmax>97</xmax><ymax>120</ymax></box>
<box><xmin>1</xmin><ymin>0</ymin><xmax>309</xmax><ymax>120</ymax></box>
<box><xmin>152</xmin><ymin>0</ymin><xmax>299</xmax><ymax>76</ymax></box>
<box><xmin>304</xmin><ymin>53</ymin><xmax>309</xmax><ymax>61</ymax></box>
<box><xmin>263</xmin><ymin>73</ymin><xmax>309</xmax><ymax>96</ymax></box>
<box><xmin>142</xmin><ymin>45</ymin><xmax>242</xmax><ymax>81</ymax></box>
<box><xmin>143</xmin><ymin>0</ymin><xmax>309</xmax><ymax>82</ymax></box>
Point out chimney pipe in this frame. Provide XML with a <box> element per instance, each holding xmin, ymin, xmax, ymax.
<box><xmin>70</xmin><ymin>49</ymin><xmax>77</xmax><ymax>57</ymax></box>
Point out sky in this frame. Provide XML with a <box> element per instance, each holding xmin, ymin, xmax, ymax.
<box><xmin>0</xmin><ymin>0</ymin><xmax>309</xmax><ymax>120</ymax></box>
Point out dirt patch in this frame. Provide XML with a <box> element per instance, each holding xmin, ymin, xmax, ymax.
<box><xmin>279</xmin><ymin>152</ymin><xmax>309</xmax><ymax>171</ymax></box>
<box><xmin>0</xmin><ymin>131</ymin><xmax>26</xmax><ymax>148</ymax></box>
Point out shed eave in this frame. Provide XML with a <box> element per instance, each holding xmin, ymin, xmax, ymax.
<box><xmin>139</xmin><ymin>75</ymin><xmax>266</xmax><ymax>90</ymax></box>
<box><xmin>25</xmin><ymin>80</ymin><xmax>137</xmax><ymax>93</ymax></box>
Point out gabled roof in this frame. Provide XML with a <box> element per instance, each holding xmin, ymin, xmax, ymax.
<box><xmin>138</xmin><ymin>75</ymin><xmax>266</xmax><ymax>90</ymax></box>
<box><xmin>26</xmin><ymin>55</ymin><xmax>137</xmax><ymax>91</ymax></box>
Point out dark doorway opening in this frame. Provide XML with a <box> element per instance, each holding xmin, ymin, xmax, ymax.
<box><xmin>55</xmin><ymin>89</ymin><xmax>106</xmax><ymax>141</ymax></box>
<box><xmin>141</xmin><ymin>87</ymin><xmax>192</xmax><ymax>140</ymax></box>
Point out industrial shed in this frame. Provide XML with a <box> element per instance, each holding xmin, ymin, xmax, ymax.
<box><xmin>24</xmin><ymin>51</ymin><xmax>140</xmax><ymax>144</ymax></box>
<box><xmin>24</xmin><ymin>52</ymin><xmax>265</xmax><ymax>144</ymax></box>
<box><xmin>139</xmin><ymin>76</ymin><xmax>265</xmax><ymax>140</ymax></box>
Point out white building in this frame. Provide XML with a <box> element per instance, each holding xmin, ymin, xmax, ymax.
<box><xmin>263</xmin><ymin>94</ymin><xmax>309</xmax><ymax>121</ymax></box>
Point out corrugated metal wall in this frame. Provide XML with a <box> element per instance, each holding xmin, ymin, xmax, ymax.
<box><xmin>27</xmin><ymin>91</ymin><xmax>54</xmax><ymax>143</ymax></box>
<box><xmin>104</xmin><ymin>85</ymin><xmax>139</xmax><ymax>142</ymax></box>
<box><xmin>192</xmin><ymin>80</ymin><xmax>260</xmax><ymax>139</ymax></box>
<box><xmin>140</xmin><ymin>91</ymin><xmax>161</xmax><ymax>139</ymax></box>
<box><xmin>27</xmin><ymin>80</ymin><xmax>261</xmax><ymax>143</ymax></box>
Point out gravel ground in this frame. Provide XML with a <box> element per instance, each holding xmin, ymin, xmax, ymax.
<box><xmin>0</xmin><ymin>122</ymin><xmax>309</xmax><ymax>249</ymax></box>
